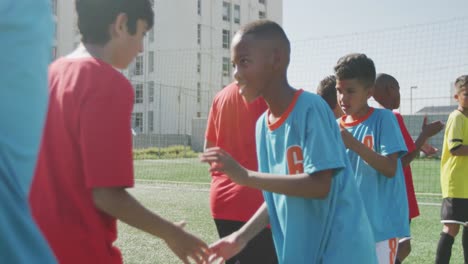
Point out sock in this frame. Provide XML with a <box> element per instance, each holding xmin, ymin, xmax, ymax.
<box><xmin>436</xmin><ymin>232</ymin><xmax>455</xmax><ymax>264</ymax></box>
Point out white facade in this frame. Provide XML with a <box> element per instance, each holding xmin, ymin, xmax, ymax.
<box><xmin>53</xmin><ymin>0</ymin><xmax>282</xmax><ymax>135</ymax></box>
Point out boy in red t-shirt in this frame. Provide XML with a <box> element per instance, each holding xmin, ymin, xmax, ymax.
<box><xmin>29</xmin><ymin>1</ymin><xmax>210</xmax><ymax>263</ymax></box>
<box><xmin>373</xmin><ymin>73</ymin><xmax>444</xmax><ymax>263</ymax></box>
<box><xmin>205</xmin><ymin>82</ymin><xmax>277</xmax><ymax>263</ymax></box>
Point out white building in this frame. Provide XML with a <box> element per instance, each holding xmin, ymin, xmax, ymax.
<box><xmin>52</xmin><ymin>0</ymin><xmax>282</xmax><ymax>136</ymax></box>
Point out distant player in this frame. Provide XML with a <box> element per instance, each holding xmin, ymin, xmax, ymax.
<box><xmin>335</xmin><ymin>53</ymin><xmax>409</xmax><ymax>264</ymax></box>
<box><xmin>435</xmin><ymin>75</ymin><xmax>468</xmax><ymax>264</ymax></box>
<box><xmin>374</xmin><ymin>73</ymin><xmax>444</xmax><ymax>263</ymax></box>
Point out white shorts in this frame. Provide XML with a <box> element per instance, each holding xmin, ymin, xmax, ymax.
<box><xmin>376</xmin><ymin>238</ymin><xmax>399</xmax><ymax>264</ymax></box>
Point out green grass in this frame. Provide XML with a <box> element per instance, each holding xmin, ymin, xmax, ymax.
<box><xmin>134</xmin><ymin>158</ymin><xmax>443</xmax><ymax>194</ymax></box>
<box><xmin>134</xmin><ymin>159</ymin><xmax>210</xmax><ymax>183</ymax></box>
<box><xmin>116</xmin><ymin>182</ymin><xmax>464</xmax><ymax>263</ymax></box>
<box><xmin>411</xmin><ymin>159</ymin><xmax>441</xmax><ymax>195</ymax></box>
<box><xmin>127</xmin><ymin>158</ymin><xmax>453</xmax><ymax>263</ymax></box>
<box><xmin>133</xmin><ymin>145</ymin><xmax>198</xmax><ymax>160</ymax></box>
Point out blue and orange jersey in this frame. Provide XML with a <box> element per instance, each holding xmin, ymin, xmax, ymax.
<box><xmin>256</xmin><ymin>89</ymin><xmax>377</xmax><ymax>263</ymax></box>
<box><xmin>340</xmin><ymin>108</ymin><xmax>409</xmax><ymax>242</ymax></box>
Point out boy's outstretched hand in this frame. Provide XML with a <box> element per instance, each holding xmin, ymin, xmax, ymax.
<box><xmin>163</xmin><ymin>222</ymin><xmax>211</xmax><ymax>264</ymax></box>
<box><xmin>421</xmin><ymin>116</ymin><xmax>444</xmax><ymax>139</ymax></box>
<box><xmin>200</xmin><ymin>147</ymin><xmax>249</xmax><ymax>185</ymax></box>
<box><xmin>209</xmin><ymin>231</ymin><xmax>248</xmax><ymax>263</ymax></box>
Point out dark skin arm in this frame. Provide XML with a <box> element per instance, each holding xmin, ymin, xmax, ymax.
<box><xmin>92</xmin><ymin>187</ymin><xmax>210</xmax><ymax>264</ymax></box>
<box><xmin>340</xmin><ymin>128</ymin><xmax>399</xmax><ymax>178</ymax></box>
<box><xmin>401</xmin><ymin>117</ymin><xmax>444</xmax><ymax>167</ymax></box>
<box><xmin>200</xmin><ymin>147</ymin><xmax>333</xmax><ymax>199</ymax></box>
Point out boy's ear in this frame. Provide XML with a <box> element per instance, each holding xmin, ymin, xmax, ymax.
<box><xmin>111</xmin><ymin>13</ymin><xmax>129</xmax><ymax>38</ymax></box>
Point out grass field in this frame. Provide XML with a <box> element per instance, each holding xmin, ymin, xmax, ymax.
<box><xmin>116</xmin><ymin>158</ymin><xmax>464</xmax><ymax>263</ymax></box>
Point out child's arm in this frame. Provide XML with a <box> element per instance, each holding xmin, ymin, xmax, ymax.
<box><xmin>92</xmin><ymin>187</ymin><xmax>210</xmax><ymax>264</ymax></box>
<box><xmin>450</xmin><ymin>145</ymin><xmax>468</xmax><ymax>156</ymax></box>
<box><xmin>401</xmin><ymin>116</ymin><xmax>444</xmax><ymax>167</ymax></box>
<box><xmin>210</xmin><ymin>203</ymin><xmax>270</xmax><ymax>262</ymax></box>
<box><xmin>340</xmin><ymin>128</ymin><xmax>399</xmax><ymax>178</ymax></box>
<box><xmin>200</xmin><ymin>147</ymin><xmax>333</xmax><ymax>198</ymax></box>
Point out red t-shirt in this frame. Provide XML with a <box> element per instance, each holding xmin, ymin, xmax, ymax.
<box><xmin>394</xmin><ymin>112</ymin><xmax>420</xmax><ymax>219</ymax></box>
<box><xmin>205</xmin><ymin>83</ymin><xmax>267</xmax><ymax>222</ymax></box>
<box><xmin>30</xmin><ymin>57</ymin><xmax>134</xmax><ymax>264</ymax></box>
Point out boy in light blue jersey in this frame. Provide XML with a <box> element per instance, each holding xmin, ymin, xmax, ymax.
<box><xmin>201</xmin><ymin>20</ymin><xmax>377</xmax><ymax>264</ymax></box>
<box><xmin>0</xmin><ymin>0</ymin><xmax>56</xmax><ymax>263</ymax></box>
<box><xmin>335</xmin><ymin>53</ymin><xmax>409</xmax><ymax>264</ymax></box>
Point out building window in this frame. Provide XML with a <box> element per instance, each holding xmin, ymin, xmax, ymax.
<box><xmin>222</xmin><ymin>57</ymin><xmax>230</xmax><ymax>77</ymax></box>
<box><xmin>197</xmin><ymin>112</ymin><xmax>201</xmax><ymax>118</ymax></box>
<box><xmin>222</xmin><ymin>2</ymin><xmax>231</xmax><ymax>22</ymax></box>
<box><xmin>197</xmin><ymin>82</ymin><xmax>201</xmax><ymax>103</ymax></box>
<box><xmin>52</xmin><ymin>0</ymin><xmax>57</xmax><ymax>15</ymax></box>
<box><xmin>259</xmin><ymin>0</ymin><xmax>266</xmax><ymax>4</ymax></box>
<box><xmin>148</xmin><ymin>111</ymin><xmax>154</xmax><ymax>132</ymax></box>
<box><xmin>148</xmin><ymin>51</ymin><xmax>154</xmax><ymax>73</ymax></box>
<box><xmin>197</xmin><ymin>0</ymin><xmax>201</xmax><ymax>15</ymax></box>
<box><xmin>134</xmin><ymin>83</ymin><xmax>143</xmax><ymax>104</ymax></box>
<box><xmin>234</xmin><ymin>5</ymin><xmax>240</xmax><ymax>24</ymax></box>
<box><xmin>222</xmin><ymin>29</ymin><xmax>230</xmax><ymax>49</ymax></box>
<box><xmin>148</xmin><ymin>81</ymin><xmax>154</xmax><ymax>103</ymax></box>
<box><xmin>197</xmin><ymin>24</ymin><xmax>201</xmax><ymax>45</ymax></box>
<box><xmin>149</xmin><ymin>28</ymin><xmax>154</xmax><ymax>43</ymax></box>
<box><xmin>134</xmin><ymin>55</ymin><xmax>143</xmax><ymax>75</ymax></box>
<box><xmin>259</xmin><ymin>11</ymin><xmax>266</xmax><ymax>19</ymax></box>
<box><xmin>197</xmin><ymin>53</ymin><xmax>201</xmax><ymax>73</ymax></box>
<box><xmin>132</xmin><ymin>112</ymin><xmax>143</xmax><ymax>133</ymax></box>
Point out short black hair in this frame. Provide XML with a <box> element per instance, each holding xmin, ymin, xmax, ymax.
<box><xmin>375</xmin><ymin>73</ymin><xmax>399</xmax><ymax>89</ymax></box>
<box><xmin>455</xmin><ymin>75</ymin><xmax>468</xmax><ymax>93</ymax></box>
<box><xmin>237</xmin><ymin>19</ymin><xmax>290</xmax><ymax>56</ymax></box>
<box><xmin>334</xmin><ymin>53</ymin><xmax>376</xmax><ymax>88</ymax></box>
<box><xmin>76</xmin><ymin>0</ymin><xmax>154</xmax><ymax>45</ymax></box>
<box><xmin>316</xmin><ymin>75</ymin><xmax>337</xmax><ymax>109</ymax></box>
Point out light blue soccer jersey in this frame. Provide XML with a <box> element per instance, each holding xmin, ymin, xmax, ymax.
<box><xmin>256</xmin><ymin>90</ymin><xmax>377</xmax><ymax>264</ymax></box>
<box><xmin>0</xmin><ymin>1</ymin><xmax>56</xmax><ymax>263</ymax></box>
<box><xmin>340</xmin><ymin>108</ymin><xmax>409</xmax><ymax>242</ymax></box>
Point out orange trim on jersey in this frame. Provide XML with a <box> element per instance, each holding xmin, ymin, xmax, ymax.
<box><xmin>286</xmin><ymin>146</ymin><xmax>304</xmax><ymax>174</ymax></box>
<box><xmin>340</xmin><ymin>107</ymin><xmax>375</xmax><ymax>128</ymax></box>
<box><xmin>389</xmin><ymin>238</ymin><xmax>398</xmax><ymax>264</ymax></box>
<box><xmin>267</xmin><ymin>89</ymin><xmax>303</xmax><ymax>131</ymax></box>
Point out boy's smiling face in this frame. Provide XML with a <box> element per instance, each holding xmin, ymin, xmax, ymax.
<box><xmin>336</xmin><ymin>78</ymin><xmax>373</xmax><ymax>119</ymax></box>
<box><xmin>230</xmin><ymin>33</ymin><xmax>274</xmax><ymax>102</ymax></box>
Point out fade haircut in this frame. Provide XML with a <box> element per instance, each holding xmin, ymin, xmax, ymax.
<box><xmin>334</xmin><ymin>53</ymin><xmax>376</xmax><ymax>88</ymax></box>
<box><xmin>375</xmin><ymin>73</ymin><xmax>399</xmax><ymax>89</ymax></box>
<box><xmin>76</xmin><ymin>0</ymin><xmax>154</xmax><ymax>45</ymax></box>
<box><xmin>455</xmin><ymin>75</ymin><xmax>468</xmax><ymax>93</ymax></box>
<box><xmin>237</xmin><ymin>19</ymin><xmax>291</xmax><ymax>58</ymax></box>
<box><xmin>316</xmin><ymin>75</ymin><xmax>338</xmax><ymax>109</ymax></box>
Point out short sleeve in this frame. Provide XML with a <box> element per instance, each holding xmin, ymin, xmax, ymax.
<box><xmin>80</xmin><ymin>77</ymin><xmax>134</xmax><ymax>188</ymax></box>
<box><xmin>379</xmin><ymin>110</ymin><xmax>408</xmax><ymax>157</ymax></box>
<box><xmin>303</xmin><ymin>99</ymin><xmax>346</xmax><ymax>175</ymax></box>
<box><xmin>394</xmin><ymin>112</ymin><xmax>416</xmax><ymax>153</ymax></box>
<box><xmin>205</xmin><ymin>97</ymin><xmax>219</xmax><ymax>143</ymax></box>
<box><xmin>446</xmin><ymin>113</ymin><xmax>465</xmax><ymax>151</ymax></box>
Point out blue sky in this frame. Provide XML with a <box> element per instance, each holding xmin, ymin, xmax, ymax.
<box><xmin>281</xmin><ymin>0</ymin><xmax>468</xmax><ymax>114</ymax></box>
<box><xmin>283</xmin><ymin>0</ymin><xmax>467</xmax><ymax>41</ymax></box>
